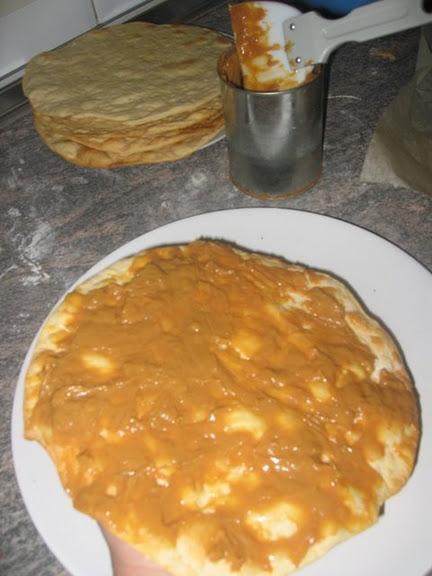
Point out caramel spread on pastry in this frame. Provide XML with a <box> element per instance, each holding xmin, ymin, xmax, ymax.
<box><xmin>25</xmin><ymin>241</ymin><xmax>419</xmax><ymax>575</ymax></box>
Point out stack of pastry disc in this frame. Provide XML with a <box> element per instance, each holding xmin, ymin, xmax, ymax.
<box><xmin>22</xmin><ymin>23</ymin><xmax>231</xmax><ymax>168</ymax></box>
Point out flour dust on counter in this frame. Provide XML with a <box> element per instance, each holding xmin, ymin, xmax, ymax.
<box><xmin>4</xmin><ymin>207</ymin><xmax>52</xmax><ymax>287</ymax></box>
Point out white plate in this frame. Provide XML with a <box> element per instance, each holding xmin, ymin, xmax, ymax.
<box><xmin>200</xmin><ymin>129</ymin><xmax>225</xmax><ymax>149</ymax></box>
<box><xmin>12</xmin><ymin>208</ymin><xmax>432</xmax><ymax>576</ymax></box>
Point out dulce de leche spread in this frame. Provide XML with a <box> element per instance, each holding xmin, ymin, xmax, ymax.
<box><xmin>26</xmin><ymin>241</ymin><xmax>419</xmax><ymax>573</ymax></box>
<box><xmin>228</xmin><ymin>3</ymin><xmax>314</xmax><ymax>91</ymax></box>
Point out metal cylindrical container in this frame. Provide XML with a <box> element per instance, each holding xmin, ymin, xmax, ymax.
<box><xmin>218</xmin><ymin>51</ymin><xmax>325</xmax><ymax>199</ymax></box>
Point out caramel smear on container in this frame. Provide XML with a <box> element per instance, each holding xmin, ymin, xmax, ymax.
<box><xmin>26</xmin><ymin>241</ymin><xmax>419</xmax><ymax>574</ymax></box>
<box><xmin>229</xmin><ymin>3</ymin><xmax>313</xmax><ymax>91</ymax></box>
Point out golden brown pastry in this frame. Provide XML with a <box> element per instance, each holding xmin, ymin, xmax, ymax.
<box><xmin>23</xmin><ymin>23</ymin><xmax>230</xmax><ymax>166</ymax></box>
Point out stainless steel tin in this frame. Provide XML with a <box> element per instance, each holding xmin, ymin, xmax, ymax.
<box><xmin>218</xmin><ymin>55</ymin><xmax>325</xmax><ymax>199</ymax></box>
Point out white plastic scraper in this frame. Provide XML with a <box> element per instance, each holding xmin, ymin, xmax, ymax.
<box><xmin>230</xmin><ymin>0</ymin><xmax>432</xmax><ymax>91</ymax></box>
<box><xmin>229</xmin><ymin>1</ymin><xmax>310</xmax><ymax>91</ymax></box>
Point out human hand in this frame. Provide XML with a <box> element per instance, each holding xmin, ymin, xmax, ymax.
<box><xmin>101</xmin><ymin>525</ymin><xmax>172</xmax><ymax>576</ymax></box>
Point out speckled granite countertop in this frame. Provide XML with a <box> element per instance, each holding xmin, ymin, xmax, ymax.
<box><xmin>1</xmin><ymin>3</ymin><xmax>431</xmax><ymax>576</ymax></box>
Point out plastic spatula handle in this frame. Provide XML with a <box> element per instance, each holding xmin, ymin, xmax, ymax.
<box><xmin>283</xmin><ymin>0</ymin><xmax>432</xmax><ymax>67</ymax></box>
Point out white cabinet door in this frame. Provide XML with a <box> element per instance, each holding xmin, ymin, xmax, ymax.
<box><xmin>91</xmin><ymin>0</ymin><xmax>165</xmax><ymax>24</ymax></box>
<box><xmin>0</xmin><ymin>0</ymin><xmax>97</xmax><ymax>88</ymax></box>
